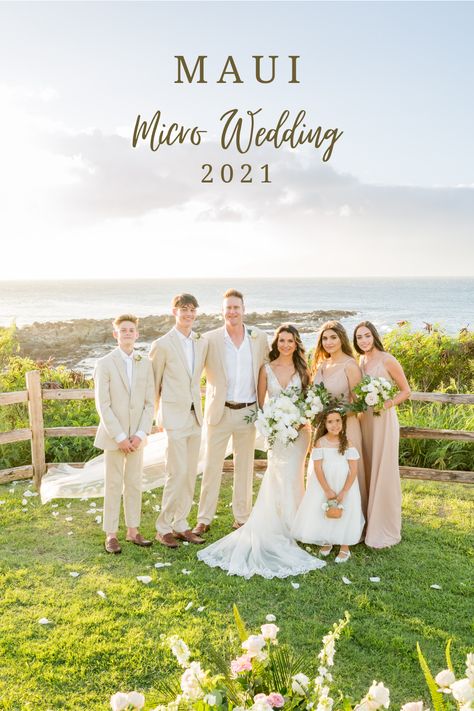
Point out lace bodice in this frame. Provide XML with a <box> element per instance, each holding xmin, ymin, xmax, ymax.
<box><xmin>265</xmin><ymin>363</ymin><xmax>301</xmax><ymax>398</ymax></box>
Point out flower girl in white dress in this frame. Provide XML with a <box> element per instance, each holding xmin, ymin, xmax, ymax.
<box><xmin>292</xmin><ymin>408</ymin><xmax>364</xmax><ymax>563</ymax></box>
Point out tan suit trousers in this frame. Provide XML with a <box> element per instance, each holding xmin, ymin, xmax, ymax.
<box><xmin>156</xmin><ymin>411</ymin><xmax>202</xmax><ymax>535</ymax></box>
<box><xmin>197</xmin><ymin>405</ymin><xmax>256</xmax><ymax>526</ymax></box>
<box><xmin>103</xmin><ymin>448</ymin><xmax>143</xmax><ymax>533</ymax></box>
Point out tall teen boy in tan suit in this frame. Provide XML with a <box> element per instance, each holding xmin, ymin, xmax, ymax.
<box><xmin>150</xmin><ymin>294</ymin><xmax>208</xmax><ymax>548</ymax></box>
<box><xmin>193</xmin><ymin>289</ymin><xmax>269</xmax><ymax>535</ymax></box>
<box><xmin>94</xmin><ymin>314</ymin><xmax>155</xmax><ymax>554</ymax></box>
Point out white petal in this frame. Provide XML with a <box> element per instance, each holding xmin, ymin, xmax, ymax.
<box><xmin>38</xmin><ymin>617</ymin><xmax>52</xmax><ymax>624</ymax></box>
<box><xmin>51</xmin><ymin>504</ymin><xmax>58</xmax><ymax>508</ymax></box>
<box><xmin>266</xmin><ymin>614</ymin><xmax>277</xmax><ymax>622</ymax></box>
<box><xmin>90</xmin><ymin>502</ymin><xmax>97</xmax><ymax>508</ymax></box>
<box><xmin>136</xmin><ymin>576</ymin><xmax>152</xmax><ymax>584</ymax></box>
<box><xmin>291</xmin><ymin>582</ymin><xmax>300</xmax><ymax>589</ymax></box>
<box><xmin>154</xmin><ymin>562</ymin><xmax>166</xmax><ymax>568</ymax></box>
<box><xmin>430</xmin><ymin>584</ymin><xmax>442</xmax><ymax>590</ymax></box>
<box><xmin>185</xmin><ymin>602</ymin><xmax>193</xmax><ymax>611</ymax></box>
<box><xmin>69</xmin><ymin>572</ymin><xmax>80</xmax><ymax>578</ymax></box>
<box><xmin>94</xmin><ymin>515</ymin><xmax>102</xmax><ymax>524</ymax></box>
<box><xmin>24</xmin><ymin>490</ymin><xmax>37</xmax><ymax>497</ymax></box>
<box><xmin>67</xmin><ymin>531</ymin><xmax>74</xmax><ymax>536</ymax></box>
<box><xmin>181</xmin><ymin>569</ymin><xmax>191</xmax><ymax>575</ymax></box>
<box><xmin>0</xmin><ymin>501</ymin><xmax>5</xmax><ymax>505</ymax></box>
<box><xmin>97</xmin><ymin>590</ymin><xmax>107</xmax><ymax>599</ymax></box>
<box><xmin>369</xmin><ymin>577</ymin><xmax>380</xmax><ymax>583</ymax></box>
<box><xmin>65</xmin><ymin>516</ymin><xmax>73</xmax><ymax>522</ymax></box>
<box><xmin>66</xmin><ymin>502</ymin><xmax>71</xmax><ymax>508</ymax></box>
<box><xmin>197</xmin><ymin>606</ymin><xmax>205</xmax><ymax>612</ymax></box>
<box><xmin>22</xmin><ymin>499</ymin><xmax>28</xmax><ymax>505</ymax></box>
<box><xmin>52</xmin><ymin>512</ymin><xmax>59</xmax><ymax>517</ymax></box>
<box><xmin>342</xmin><ymin>577</ymin><xmax>352</xmax><ymax>585</ymax></box>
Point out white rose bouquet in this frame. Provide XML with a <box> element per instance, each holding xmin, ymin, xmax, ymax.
<box><xmin>299</xmin><ymin>382</ymin><xmax>332</xmax><ymax>425</ymax></box>
<box><xmin>350</xmin><ymin>375</ymin><xmax>397</xmax><ymax>416</ymax></box>
<box><xmin>253</xmin><ymin>387</ymin><xmax>308</xmax><ymax>448</ymax></box>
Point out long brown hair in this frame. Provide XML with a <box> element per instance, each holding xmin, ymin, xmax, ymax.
<box><xmin>314</xmin><ymin>407</ymin><xmax>349</xmax><ymax>454</ymax></box>
<box><xmin>312</xmin><ymin>320</ymin><xmax>354</xmax><ymax>372</ymax></box>
<box><xmin>269</xmin><ymin>324</ymin><xmax>310</xmax><ymax>391</ymax></box>
<box><xmin>353</xmin><ymin>321</ymin><xmax>385</xmax><ymax>355</ymax></box>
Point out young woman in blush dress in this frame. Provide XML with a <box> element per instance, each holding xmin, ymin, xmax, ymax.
<box><xmin>353</xmin><ymin>322</ymin><xmax>411</xmax><ymax>548</ymax></box>
<box><xmin>312</xmin><ymin>321</ymin><xmax>367</xmax><ymax>517</ymax></box>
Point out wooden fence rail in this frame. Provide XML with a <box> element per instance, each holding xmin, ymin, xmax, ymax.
<box><xmin>0</xmin><ymin>370</ymin><xmax>473</xmax><ymax>487</ymax></box>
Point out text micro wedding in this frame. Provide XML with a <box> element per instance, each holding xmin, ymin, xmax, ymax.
<box><xmin>131</xmin><ymin>54</ymin><xmax>344</xmax><ymax>184</ymax></box>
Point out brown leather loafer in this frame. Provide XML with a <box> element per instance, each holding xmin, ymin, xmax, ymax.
<box><xmin>155</xmin><ymin>532</ymin><xmax>179</xmax><ymax>549</ymax></box>
<box><xmin>173</xmin><ymin>529</ymin><xmax>205</xmax><ymax>544</ymax></box>
<box><xmin>192</xmin><ymin>523</ymin><xmax>210</xmax><ymax>536</ymax></box>
<box><xmin>232</xmin><ymin>520</ymin><xmax>244</xmax><ymax>530</ymax></box>
<box><xmin>104</xmin><ymin>537</ymin><xmax>122</xmax><ymax>554</ymax></box>
<box><xmin>126</xmin><ymin>533</ymin><xmax>153</xmax><ymax>547</ymax></box>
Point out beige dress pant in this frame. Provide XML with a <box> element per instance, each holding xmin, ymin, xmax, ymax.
<box><xmin>156</xmin><ymin>411</ymin><xmax>202</xmax><ymax>535</ymax></box>
<box><xmin>197</xmin><ymin>405</ymin><xmax>256</xmax><ymax>526</ymax></box>
<box><xmin>103</xmin><ymin>448</ymin><xmax>143</xmax><ymax>533</ymax></box>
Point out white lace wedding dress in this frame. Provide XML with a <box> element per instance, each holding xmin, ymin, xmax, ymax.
<box><xmin>196</xmin><ymin>365</ymin><xmax>326</xmax><ymax>579</ymax></box>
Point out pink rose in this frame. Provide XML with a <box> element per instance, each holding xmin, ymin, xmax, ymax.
<box><xmin>231</xmin><ymin>654</ymin><xmax>253</xmax><ymax>675</ymax></box>
<box><xmin>254</xmin><ymin>694</ymin><xmax>269</xmax><ymax>703</ymax></box>
<box><xmin>267</xmin><ymin>692</ymin><xmax>285</xmax><ymax>708</ymax></box>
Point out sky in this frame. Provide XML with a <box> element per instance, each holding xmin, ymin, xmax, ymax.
<box><xmin>0</xmin><ymin>0</ymin><xmax>473</xmax><ymax>279</ymax></box>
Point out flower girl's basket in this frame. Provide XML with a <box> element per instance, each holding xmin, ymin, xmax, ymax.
<box><xmin>324</xmin><ymin>499</ymin><xmax>344</xmax><ymax>519</ymax></box>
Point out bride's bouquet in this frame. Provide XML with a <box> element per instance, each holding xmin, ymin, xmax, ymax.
<box><xmin>351</xmin><ymin>375</ymin><xmax>397</xmax><ymax>416</ymax></box>
<box><xmin>253</xmin><ymin>387</ymin><xmax>308</xmax><ymax>448</ymax></box>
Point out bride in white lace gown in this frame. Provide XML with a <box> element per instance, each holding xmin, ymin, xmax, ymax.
<box><xmin>197</xmin><ymin>325</ymin><xmax>326</xmax><ymax>579</ymax></box>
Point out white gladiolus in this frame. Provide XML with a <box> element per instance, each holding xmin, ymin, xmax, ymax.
<box><xmin>450</xmin><ymin>678</ymin><xmax>474</xmax><ymax>705</ymax></box>
<box><xmin>127</xmin><ymin>691</ymin><xmax>145</xmax><ymax>708</ymax></box>
<box><xmin>242</xmin><ymin>634</ymin><xmax>266</xmax><ymax>657</ymax></box>
<box><xmin>180</xmin><ymin>661</ymin><xmax>206</xmax><ymax>700</ymax></box>
<box><xmin>291</xmin><ymin>672</ymin><xmax>310</xmax><ymax>695</ymax></box>
<box><xmin>110</xmin><ymin>693</ymin><xmax>131</xmax><ymax>711</ymax></box>
<box><xmin>435</xmin><ymin>669</ymin><xmax>456</xmax><ymax>689</ymax></box>
<box><xmin>168</xmin><ymin>635</ymin><xmax>191</xmax><ymax>668</ymax></box>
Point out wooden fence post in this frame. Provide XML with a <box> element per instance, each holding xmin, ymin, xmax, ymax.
<box><xmin>26</xmin><ymin>371</ymin><xmax>46</xmax><ymax>488</ymax></box>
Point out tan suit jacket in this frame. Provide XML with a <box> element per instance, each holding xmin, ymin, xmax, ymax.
<box><xmin>94</xmin><ymin>348</ymin><xmax>155</xmax><ymax>451</ymax></box>
<box><xmin>203</xmin><ymin>325</ymin><xmax>269</xmax><ymax>426</ymax></box>
<box><xmin>149</xmin><ymin>329</ymin><xmax>208</xmax><ymax>429</ymax></box>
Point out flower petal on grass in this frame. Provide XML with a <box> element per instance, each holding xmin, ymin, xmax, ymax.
<box><xmin>65</xmin><ymin>516</ymin><xmax>73</xmax><ymax>522</ymax></box>
<box><xmin>38</xmin><ymin>618</ymin><xmax>52</xmax><ymax>625</ymax></box>
<box><xmin>369</xmin><ymin>577</ymin><xmax>381</xmax><ymax>583</ymax></box>
<box><xmin>342</xmin><ymin>576</ymin><xmax>352</xmax><ymax>585</ymax></box>
<box><xmin>266</xmin><ymin>614</ymin><xmax>277</xmax><ymax>622</ymax></box>
<box><xmin>97</xmin><ymin>590</ymin><xmax>107</xmax><ymax>599</ymax></box>
<box><xmin>136</xmin><ymin>576</ymin><xmax>152</xmax><ymax>584</ymax></box>
<box><xmin>69</xmin><ymin>572</ymin><xmax>80</xmax><ymax>578</ymax></box>
<box><xmin>197</xmin><ymin>606</ymin><xmax>205</xmax><ymax>612</ymax></box>
<box><xmin>291</xmin><ymin>582</ymin><xmax>300</xmax><ymax>589</ymax></box>
<box><xmin>94</xmin><ymin>515</ymin><xmax>102</xmax><ymax>524</ymax></box>
<box><xmin>52</xmin><ymin>512</ymin><xmax>59</xmax><ymax>517</ymax></box>
<box><xmin>185</xmin><ymin>602</ymin><xmax>193</xmax><ymax>611</ymax></box>
<box><xmin>430</xmin><ymin>584</ymin><xmax>442</xmax><ymax>590</ymax></box>
<box><xmin>181</xmin><ymin>569</ymin><xmax>192</xmax><ymax>575</ymax></box>
<box><xmin>22</xmin><ymin>498</ymin><xmax>28</xmax><ymax>505</ymax></box>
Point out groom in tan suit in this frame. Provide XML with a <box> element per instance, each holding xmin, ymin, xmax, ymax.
<box><xmin>193</xmin><ymin>289</ymin><xmax>269</xmax><ymax>535</ymax></box>
<box><xmin>94</xmin><ymin>314</ymin><xmax>155</xmax><ymax>554</ymax></box>
<box><xmin>150</xmin><ymin>294</ymin><xmax>208</xmax><ymax>548</ymax></box>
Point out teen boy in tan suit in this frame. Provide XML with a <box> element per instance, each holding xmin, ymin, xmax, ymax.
<box><xmin>193</xmin><ymin>289</ymin><xmax>269</xmax><ymax>535</ymax></box>
<box><xmin>94</xmin><ymin>314</ymin><xmax>155</xmax><ymax>554</ymax></box>
<box><xmin>149</xmin><ymin>294</ymin><xmax>208</xmax><ymax>548</ymax></box>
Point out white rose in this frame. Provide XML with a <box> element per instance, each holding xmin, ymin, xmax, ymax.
<box><xmin>435</xmin><ymin>669</ymin><xmax>456</xmax><ymax>688</ymax></box>
<box><xmin>292</xmin><ymin>672</ymin><xmax>310</xmax><ymax>695</ymax></box>
<box><xmin>401</xmin><ymin>703</ymin><xmax>424</xmax><ymax>711</ymax></box>
<box><xmin>180</xmin><ymin>662</ymin><xmax>206</xmax><ymax>700</ymax></box>
<box><xmin>265</xmin><ymin>614</ymin><xmax>277</xmax><ymax>622</ymax></box>
<box><xmin>127</xmin><ymin>691</ymin><xmax>145</xmax><ymax>709</ymax></box>
<box><xmin>366</xmin><ymin>383</ymin><xmax>376</xmax><ymax>392</ymax></box>
<box><xmin>261</xmin><ymin>623</ymin><xmax>279</xmax><ymax>640</ymax></box>
<box><xmin>252</xmin><ymin>700</ymin><xmax>273</xmax><ymax>711</ymax></box>
<box><xmin>365</xmin><ymin>392</ymin><xmax>378</xmax><ymax>407</ymax></box>
<box><xmin>451</xmin><ymin>678</ymin><xmax>474</xmax><ymax>704</ymax></box>
<box><xmin>242</xmin><ymin>634</ymin><xmax>266</xmax><ymax>657</ymax></box>
<box><xmin>110</xmin><ymin>693</ymin><xmax>130</xmax><ymax>711</ymax></box>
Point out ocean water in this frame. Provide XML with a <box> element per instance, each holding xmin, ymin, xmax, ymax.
<box><xmin>0</xmin><ymin>277</ymin><xmax>472</xmax><ymax>335</ymax></box>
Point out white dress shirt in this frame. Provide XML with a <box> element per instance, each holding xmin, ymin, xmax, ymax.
<box><xmin>174</xmin><ymin>327</ymin><xmax>195</xmax><ymax>374</ymax></box>
<box><xmin>224</xmin><ymin>327</ymin><xmax>256</xmax><ymax>403</ymax></box>
<box><xmin>115</xmin><ymin>348</ymin><xmax>146</xmax><ymax>443</ymax></box>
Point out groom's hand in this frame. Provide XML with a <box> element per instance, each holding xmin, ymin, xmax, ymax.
<box><xmin>129</xmin><ymin>435</ymin><xmax>142</xmax><ymax>450</ymax></box>
<box><xmin>118</xmin><ymin>438</ymin><xmax>134</xmax><ymax>454</ymax></box>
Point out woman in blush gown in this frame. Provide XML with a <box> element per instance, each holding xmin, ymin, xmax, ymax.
<box><xmin>312</xmin><ymin>321</ymin><xmax>367</xmax><ymax>517</ymax></box>
<box><xmin>197</xmin><ymin>325</ymin><xmax>326</xmax><ymax>579</ymax></box>
<box><xmin>354</xmin><ymin>321</ymin><xmax>411</xmax><ymax>548</ymax></box>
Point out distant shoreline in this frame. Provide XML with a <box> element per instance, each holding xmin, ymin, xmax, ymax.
<box><xmin>15</xmin><ymin>309</ymin><xmax>357</xmax><ymax>371</ymax></box>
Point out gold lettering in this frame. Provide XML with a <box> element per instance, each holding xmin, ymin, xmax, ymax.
<box><xmin>175</xmin><ymin>55</ymin><xmax>207</xmax><ymax>84</ymax></box>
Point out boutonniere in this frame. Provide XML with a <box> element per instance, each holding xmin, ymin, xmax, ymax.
<box><xmin>248</xmin><ymin>329</ymin><xmax>258</xmax><ymax>340</ymax></box>
<box><xmin>134</xmin><ymin>354</ymin><xmax>142</xmax><ymax>362</ymax></box>
<box><xmin>191</xmin><ymin>332</ymin><xmax>201</xmax><ymax>341</ymax></box>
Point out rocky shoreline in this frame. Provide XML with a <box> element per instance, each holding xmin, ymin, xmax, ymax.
<box><xmin>16</xmin><ymin>309</ymin><xmax>357</xmax><ymax>372</ymax></box>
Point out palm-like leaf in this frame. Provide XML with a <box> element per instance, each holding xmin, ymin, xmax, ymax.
<box><xmin>204</xmin><ymin>644</ymin><xmax>245</xmax><ymax>707</ymax></box>
<box><xmin>416</xmin><ymin>642</ymin><xmax>447</xmax><ymax>711</ymax></box>
<box><xmin>233</xmin><ymin>604</ymin><xmax>250</xmax><ymax>643</ymax></box>
<box><xmin>445</xmin><ymin>639</ymin><xmax>454</xmax><ymax>673</ymax></box>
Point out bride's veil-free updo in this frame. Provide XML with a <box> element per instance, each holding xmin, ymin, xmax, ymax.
<box><xmin>269</xmin><ymin>324</ymin><xmax>310</xmax><ymax>391</ymax></box>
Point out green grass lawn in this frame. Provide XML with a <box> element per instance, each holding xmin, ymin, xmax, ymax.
<box><xmin>0</xmin><ymin>475</ymin><xmax>473</xmax><ymax>711</ymax></box>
